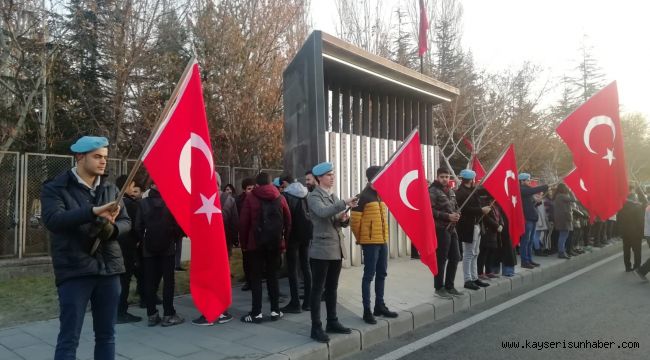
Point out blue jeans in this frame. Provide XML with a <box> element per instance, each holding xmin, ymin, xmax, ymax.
<box><xmin>55</xmin><ymin>275</ymin><xmax>120</xmax><ymax>360</ymax></box>
<box><xmin>520</xmin><ymin>221</ymin><xmax>536</xmax><ymax>264</ymax></box>
<box><xmin>361</xmin><ymin>244</ymin><xmax>388</xmax><ymax>310</ymax></box>
<box><xmin>558</xmin><ymin>230</ymin><xmax>570</xmax><ymax>256</ymax></box>
<box><xmin>533</xmin><ymin>230</ymin><xmax>546</xmax><ymax>250</ymax></box>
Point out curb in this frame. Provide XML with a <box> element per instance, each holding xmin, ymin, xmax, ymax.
<box><xmin>280</xmin><ymin>242</ymin><xmax>622</xmax><ymax>360</ymax></box>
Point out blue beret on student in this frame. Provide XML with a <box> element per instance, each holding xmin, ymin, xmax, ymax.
<box><xmin>459</xmin><ymin>169</ymin><xmax>476</xmax><ymax>180</ymax></box>
<box><xmin>273</xmin><ymin>177</ymin><xmax>281</xmax><ymax>187</ymax></box>
<box><xmin>312</xmin><ymin>162</ymin><xmax>334</xmax><ymax>177</ymax></box>
<box><xmin>70</xmin><ymin>136</ymin><xmax>109</xmax><ymax>153</ymax></box>
<box><xmin>518</xmin><ymin>173</ymin><xmax>531</xmax><ymax>181</ymax></box>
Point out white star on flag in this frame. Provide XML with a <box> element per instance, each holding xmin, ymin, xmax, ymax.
<box><xmin>194</xmin><ymin>193</ymin><xmax>221</xmax><ymax>224</ymax></box>
<box><xmin>511</xmin><ymin>196</ymin><xmax>517</xmax><ymax>208</ymax></box>
<box><xmin>602</xmin><ymin>148</ymin><xmax>616</xmax><ymax>166</ymax></box>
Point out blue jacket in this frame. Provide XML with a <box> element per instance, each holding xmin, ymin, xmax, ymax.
<box><xmin>520</xmin><ymin>184</ymin><xmax>549</xmax><ymax>222</ymax></box>
<box><xmin>41</xmin><ymin>170</ymin><xmax>130</xmax><ymax>285</ymax></box>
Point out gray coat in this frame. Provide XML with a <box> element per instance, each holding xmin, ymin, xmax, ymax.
<box><xmin>306</xmin><ymin>186</ymin><xmax>349</xmax><ymax>260</ymax></box>
<box><xmin>553</xmin><ymin>193</ymin><xmax>574</xmax><ymax>231</ymax></box>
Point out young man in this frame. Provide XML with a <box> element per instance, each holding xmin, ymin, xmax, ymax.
<box><xmin>518</xmin><ymin>173</ymin><xmax>549</xmax><ymax>268</ymax></box>
<box><xmin>351</xmin><ymin>166</ymin><xmax>399</xmax><ymax>324</ymax></box>
<box><xmin>239</xmin><ymin>172</ymin><xmax>291</xmax><ymax>323</ymax></box>
<box><xmin>114</xmin><ymin>175</ymin><xmax>143</xmax><ymax>324</ymax></box>
<box><xmin>236</xmin><ymin>177</ymin><xmax>256</xmax><ymax>292</ymax></box>
<box><xmin>454</xmin><ymin>169</ymin><xmax>491</xmax><ymax>291</ymax></box>
<box><xmin>280</xmin><ymin>174</ymin><xmax>313</xmax><ymax>313</ymax></box>
<box><xmin>136</xmin><ymin>183</ymin><xmax>185</xmax><ymax>327</ymax></box>
<box><xmin>429</xmin><ymin>167</ymin><xmax>462</xmax><ymax>299</ymax></box>
<box><xmin>41</xmin><ymin>136</ymin><xmax>130</xmax><ymax>360</ymax></box>
<box><xmin>305</xmin><ymin>170</ymin><xmax>317</xmax><ymax>192</ymax></box>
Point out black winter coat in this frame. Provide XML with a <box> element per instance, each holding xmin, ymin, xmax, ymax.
<box><xmin>429</xmin><ymin>180</ymin><xmax>458</xmax><ymax>229</ymax></box>
<box><xmin>41</xmin><ymin>170</ymin><xmax>130</xmax><ymax>286</ymax></box>
<box><xmin>455</xmin><ymin>185</ymin><xmax>484</xmax><ymax>243</ymax></box>
<box><xmin>135</xmin><ymin>189</ymin><xmax>183</xmax><ymax>258</ymax></box>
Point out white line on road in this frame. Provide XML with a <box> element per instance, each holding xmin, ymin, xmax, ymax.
<box><xmin>375</xmin><ymin>252</ymin><xmax>622</xmax><ymax>360</ymax></box>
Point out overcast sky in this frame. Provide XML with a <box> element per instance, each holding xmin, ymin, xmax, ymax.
<box><xmin>310</xmin><ymin>0</ymin><xmax>650</xmax><ymax>119</ymax></box>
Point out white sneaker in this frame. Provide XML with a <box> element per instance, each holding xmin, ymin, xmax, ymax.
<box><xmin>270</xmin><ymin>311</ymin><xmax>284</xmax><ymax>321</ymax></box>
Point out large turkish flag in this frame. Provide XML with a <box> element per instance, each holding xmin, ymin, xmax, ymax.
<box><xmin>142</xmin><ymin>60</ymin><xmax>231</xmax><ymax>322</ymax></box>
<box><xmin>556</xmin><ymin>81</ymin><xmax>628</xmax><ymax>220</ymax></box>
<box><xmin>371</xmin><ymin>130</ymin><xmax>438</xmax><ymax>275</ymax></box>
<box><xmin>481</xmin><ymin>145</ymin><xmax>525</xmax><ymax>247</ymax></box>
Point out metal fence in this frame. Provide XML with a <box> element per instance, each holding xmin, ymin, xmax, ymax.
<box><xmin>1</xmin><ymin>152</ymin><xmax>281</xmax><ymax>259</ymax></box>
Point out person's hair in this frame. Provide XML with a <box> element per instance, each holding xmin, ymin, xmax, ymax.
<box><xmin>305</xmin><ymin>170</ymin><xmax>313</xmax><ymax>176</ymax></box>
<box><xmin>256</xmin><ymin>172</ymin><xmax>271</xmax><ymax>185</ymax></box>
<box><xmin>115</xmin><ymin>175</ymin><xmax>129</xmax><ymax>190</ymax></box>
<box><xmin>461</xmin><ymin>178</ymin><xmax>473</xmax><ymax>185</ymax></box>
<box><xmin>280</xmin><ymin>174</ymin><xmax>294</xmax><ymax>184</ymax></box>
<box><xmin>437</xmin><ymin>167</ymin><xmax>451</xmax><ymax>176</ymax></box>
<box><xmin>224</xmin><ymin>183</ymin><xmax>236</xmax><ymax>193</ymax></box>
<box><xmin>241</xmin><ymin>177</ymin><xmax>255</xmax><ymax>190</ymax></box>
<box><xmin>366</xmin><ymin>166</ymin><xmax>382</xmax><ymax>180</ymax></box>
<box><xmin>556</xmin><ymin>183</ymin><xmax>569</xmax><ymax>195</ymax></box>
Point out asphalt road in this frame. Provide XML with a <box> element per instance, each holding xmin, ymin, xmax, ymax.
<box><xmin>349</xmin><ymin>251</ymin><xmax>650</xmax><ymax>360</ymax></box>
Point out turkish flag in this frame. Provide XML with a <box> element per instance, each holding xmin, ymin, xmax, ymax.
<box><xmin>481</xmin><ymin>145</ymin><xmax>525</xmax><ymax>247</ymax></box>
<box><xmin>418</xmin><ymin>0</ymin><xmax>429</xmax><ymax>57</ymax></box>
<box><xmin>556</xmin><ymin>81</ymin><xmax>628</xmax><ymax>220</ymax></box>
<box><xmin>563</xmin><ymin>167</ymin><xmax>595</xmax><ymax>221</ymax></box>
<box><xmin>371</xmin><ymin>130</ymin><xmax>438</xmax><ymax>275</ymax></box>
<box><xmin>472</xmin><ymin>155</ymin><xmax>486</xmax><ymax>182</ymax></box>
<box><xmin>142</xmin><ymin>60</ymin><xmax>231</xmax><ymax>322</ymax></box>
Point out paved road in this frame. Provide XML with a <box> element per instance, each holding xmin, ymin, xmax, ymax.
<box><xmin>350</xmin><ymin>252</ymin><xmax>650</xmax><ymax>360</ymax></box>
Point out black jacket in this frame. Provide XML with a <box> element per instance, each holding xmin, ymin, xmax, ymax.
<box><xmin>429</xmin><ymin>180</ymin><xmax>458</xmax><ymax>229</ymax></box>
<box><xmin>135</xmin><ymin>189</ymin><xmax>183</xmax><ymax>258</ymax></box>
<box><xmin>41</xmin><ymin>170</ymin><xmax>130</xmax><ymax>286</ymax></box>
<box><xmin>119</xmin><ymin>194</ymin><xmax>140</xmax><ymax>258</ymax></box>
<box><xmin>455</xmin><ymin>185</ymin><xmax>484</xmax><ymax>243</ymax></box>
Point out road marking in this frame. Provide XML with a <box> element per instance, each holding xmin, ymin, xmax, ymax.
<box><xmin>375</xmin><ymin>252</ymin><xmax>622</xmax><ymax>360</ymax></box>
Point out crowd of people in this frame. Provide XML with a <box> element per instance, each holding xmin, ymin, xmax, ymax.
<box><xmin>41</xmin><ymin>136</ymin><xmax>650</xmax><ymax>359</ymax></box>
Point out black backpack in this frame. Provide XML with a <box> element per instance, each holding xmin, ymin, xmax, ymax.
<box><xmin>141</xmin><ymin>200</ymin><xmax>178</xmax><ymax>254</ymax></box>
<box><xmin>254</xmin><ymin>196</ymin><xmax>284</xmax><ymax>248</ymax></box>
<box><xmin>289</xmin><ymin>196</ymin><xmax>312</xmax><ymax>243</ymax></box>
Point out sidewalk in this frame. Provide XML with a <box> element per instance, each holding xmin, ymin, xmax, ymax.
<box><xmin>0</xmin><ymin>242</ymin><xmax>622</xmax><ymax>360</ymax></box>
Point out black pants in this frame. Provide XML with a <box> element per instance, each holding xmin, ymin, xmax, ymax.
<box><xmin>477</xmin><ymin>246</ymin><xmax>497</xmax><ymax>275</ymax></box>
<box><xmin>143</xmin><ymin>255</ymin><xmax>175</xmax><ymax>316</ymax></box>
<box><xmin>286</xmin><ymin>242</ymin><xmax>311</xmax><ymax>306</ymax></box>
<box><xmin>247</xmin><ymin>247</ymin><xmax>281</xmax><ymax>315</ymax></box>
<box><xmin>309</xmin><ymin>258</ymin><xmax>342</xmax><ymax>327</ymax></box>
<box><xmin>622</xmin><ymin>236</ymin><xmax>642</xmax><ymax>270</ymax></box>
<box><xmin>434</xmin><ymin>228</ymin><xmax>460</xmax><ymax>290</ymax></box>
<box><xmin>118</xmin><ymin>245</ymin><xmax>138</xmax><ymax>315</ymax></box>
<box><xmin>174</xmin><ymin>238</ymin><xmax>183</xmax><ymax>268</ymax></box>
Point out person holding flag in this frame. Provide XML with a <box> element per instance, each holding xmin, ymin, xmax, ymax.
<box><xmin>429</xmin><ymin>167</ymin><xmax>463</xmax><ymax>299</ymax></box>
<box><xmin>518</xmin><ymin>173</ymin><xmax>549</xmax><ymax>269</ymax></box>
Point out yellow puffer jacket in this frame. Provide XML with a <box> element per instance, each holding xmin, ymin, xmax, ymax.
<box><xmin>351</xmin><ymin>186</ymin><xmax>389</xmax><ymax>245</ymax></box>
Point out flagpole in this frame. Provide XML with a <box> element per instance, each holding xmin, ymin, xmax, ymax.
<box><xmin>455</xmin><ymin>144</ymin><xmax>511</xmax><ymax>212</ymax></box>
<box><xmin>91</xmin><ymin>56</ymin><xmax>198</xmax><ymax>255</ymax></box>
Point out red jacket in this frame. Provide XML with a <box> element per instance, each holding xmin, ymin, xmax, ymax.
<box><xmin>239</xmin><ymin>184</ymin><xmax>291</xmax><ymax>251</ymax></box>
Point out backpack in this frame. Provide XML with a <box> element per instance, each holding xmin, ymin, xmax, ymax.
<box><xmin>290</xmin><ymin>196</ymin><xmax>312</xmax><ymax>243</ymax></box>
<box><xmin>141</xmin><ymin>200</ymin><xmax>178</xmax><ymax>254</ymax></box>
<box><xmin>254</xmin><ymin>196</ymin><xmax>284</xmax><ymax>248</ymax></box>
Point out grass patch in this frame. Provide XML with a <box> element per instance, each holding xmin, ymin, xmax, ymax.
<box><xmin>0</xmin><ymin>249</ymin><xmax>245</xmax><ymax>329</ymax></box>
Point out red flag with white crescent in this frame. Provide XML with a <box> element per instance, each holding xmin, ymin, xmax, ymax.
<box><xmin>480</xmin><ymin>145</ymin><xmax>525</xmax><ymax>247</ymax></box>
<box><xmin>142</xmin><ymin>60</ymin><xmax>231</xmax><ymax>322</ymax></box>
<box><xmin>563</xmin><ymin>167</ymin><xmax>594</xmax><ymax>221</ymax></box>
<box><xmin>371</xmin><ymin>130</ymin><xmax>438</xmax><ymax>275</ymax></box>
<box><xmin>556</xmin><ymin>81</ymin><xmax>628</xmax><ymax>220</ymax></box>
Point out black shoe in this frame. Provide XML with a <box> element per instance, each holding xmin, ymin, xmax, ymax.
<box><xmin>474</xmin><ymin>279</ymin><xmax>490</xmax><ymax>287</ymax></box>
<box><xmin>241</xmin><ymin>283</ymin><xmax>251</xmax><ymax>291</ymax></box>
<box><xmin>162</xmin><ymin>313</ymin><xmax>185</xmax><ymax>327</ymax></box>
<box><xmin>192</xmin><ymin>315</ymin><xmax>214</xmax><ymax>326</ymax></box>
<box><xmin>281</xmin><ymin>303</ymin><xmax>302</xmax><ymax>314</ymax></box>
<box><xmin>373</xmin><ymin>304</ymin><xmax>398</xmax><ymax>318</ymax></box>
<box><xmin>363</xmin><ymin>309</ymin><xmax>377</xmax><ymax>324</ymax></box>
<box><xmin>464</xmin><ymin>281</ymin><xmax>480</xmax><ymax>290</ymax></box>
<box><xmin>625</xmin><ymin>267</ymin><xmax>634</xmax><ymax>272</ymax></box>
<box><xmin>311</xmin><ymin>326</ymin><xmax>330</xmax><ymax>343</ymax></box>
<box><xmin>117</xmin><ymin>312</ymin><xmax>142</xmax><ymax>324</ymax></box>
<box><xmin>445</xmin><ymin>287</ymin><xmax>463</xmax><ymax>296</ymax></box>
<box><xmin>148</xmin><ymin>311</ymin><xmax>161</xmax><ymax>327</ymax></box>
<box><xmin>326</xmin><ymin>320</ymin><xmax>352</xmax><ymax>334</ymax></box>
<box><xmin>530</xmin><ymin>261</ymin><xmax>540</xmax><ymax>267</ymax></box>
<box><xmin>302</xmin><ymin>302</ymin><xmax>311</xmax><ymax>311</ymax></box>
<box><xmin>241</xmin><ymin>312</ymin><xmax>263</xmax><ymax>324</ymax></box>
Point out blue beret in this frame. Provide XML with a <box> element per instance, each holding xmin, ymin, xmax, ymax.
<box><xmin>518</xmin><ymin>173</ymin><xmax>531</xmax><ymax>181</ymax></box>
<box><xmin>273</xmin><ymin>177</ymin><xmax>281</xmax><ymax>187</ymax></box>
<box><xmin>312</xmin><ymin>162</ymin><xmax>333</xmax><ymax>177</ymax></box>
<box><xmin>459</xmin><ymin>169</ymin><xmax>476</xmax><ymax>180</ymax></box>
<box><xmin>70</xmin><ymin>136</ymin><xmax>109</xmax><ymax>153</ymax></box>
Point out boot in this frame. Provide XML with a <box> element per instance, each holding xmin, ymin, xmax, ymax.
<box><xmin>373</xmin><ymin>304</ymin><xmax>398</xmax><ymax>318</ymax></box>
<box><xmin>363</xmin><ymin>308</ymin><xmax>377</xmax><ymax>324</ymax></box>
<box><xmin>326</xmin><ymin>319</ymin><xmax>352</xmax><ymax>334</ymax></box>
<box><xmin>311</xmin><ymin>324</ymin><xmax>330</xmax><ymax>343</ymax></box>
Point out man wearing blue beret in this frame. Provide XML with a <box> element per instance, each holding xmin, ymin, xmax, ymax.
<box><xmin>41</xmin><ymin>136</ymin><xmax>130</xmax><ymax>360</ymax></box>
